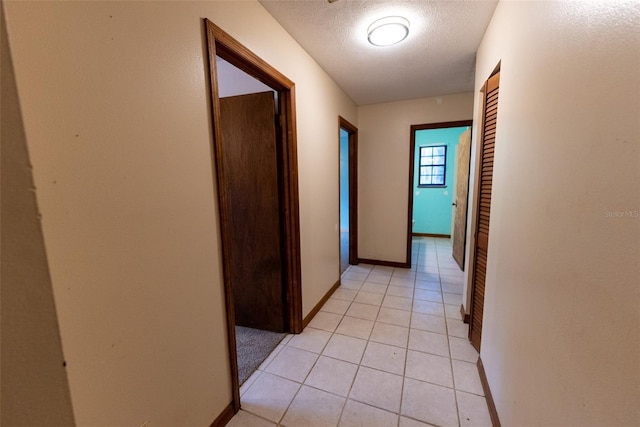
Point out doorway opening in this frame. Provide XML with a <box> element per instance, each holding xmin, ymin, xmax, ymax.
<box><xmin>339</xmin><ymin>117</ymin><xmax>358</xmax><ymax>273</ymax></box>
<box><xmin>407</xmin><ymin>121</ymin><xmax>473</xmax><ymax>269</ymax></box>
<box><xmin>205</xmin><ymin>20</ymin><xmax>303</xmax><ymax>413</ymax></box>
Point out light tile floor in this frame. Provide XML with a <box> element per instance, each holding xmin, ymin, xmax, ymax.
<box><xmin>228</xmin><ymin>237</ymin><xmax>492</xmax><ymax>427</ymax></box>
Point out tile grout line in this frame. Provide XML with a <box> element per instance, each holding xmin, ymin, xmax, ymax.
<box><xmin>436</xmin><ymin>240</ymin><xmax>463</xmax><ymax>427</ymax></box>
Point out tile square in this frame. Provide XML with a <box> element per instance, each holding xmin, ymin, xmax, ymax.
<box><xmin>405</xmin><ymin>350</ymin><xmax>453</xmax><ymax>388</ymax></box>
<box><xmin>446</xmin><ymin>318</ymin><xmax>469</xmax><ymax>339</ymax></box>
<box><xmin>241</xmin><ymin>372</ymin><xmax>300</xmax><ymax>423</ymax></box>
<box><xmin>341</xmin><ymin>279</ymin><xmax>364</xmax><ymax>290</ymax></box>
<box><xmin>372</xmin><ymin>266</ymin><xmax>394</xmax><ymax>276</ymax></box>
<box><xmin>414</xmin><ymin>289</ymin><xmax>442</xmax><ymax>303</ymax></box>
<box><xmin>408</xmin><ymin>329</ymin><xmax>450</xmax><ymax>357</ymax></box>
<box><xmin>227</xmin><ymin>410</ymin><xmax>277</xmax><ymax>427</ymax></box>
<box><xmin>457</xmin><ymin>391</ymin><xmax>492</xmax><ymax>427</ymax></box>
<box><xmin>370</xmin><ymin>322</ymin><xmax>409</xmax><ymax>348</ymax></box>
<box><xmin>361</xmin><ymin>282</ymin><xmax>388</xmax><ymax>294</ymax></box>
<box><xmin>415</xmin><ymin>280</ymin><xmax>441</xmax><ymax>291</ymax></box>
<box><xmin>287</xmin><ymin>328</ymin><xmax>332</xmax><ymax>354</ymax></box>
<box><xmin>442</xmin><ymin>283</ymin><xmax>463</xmax><ymax>294</ymax></box>
<box><xmin>392</xmin><ymin>269</ymin><xmax>416</xmax><ymax>278</ymax></box>
<box><xmin>265</xmin><ymin>346</ymin><xmax>318</xmax><ymax>382</ymax></box>
<box><xmin>443</xmin><ymin>292</ymin><xmax>463</xmax><ymax>305</ymax></box>
<box><xmin>344</xmin><ymin>271</ymin><xmax>369</xmax><ymax>282</ymax></box>
<box><xmin>308</xmin><ymin>311</ymin><xmax>343</xmax><ymax>332</ymax></box>
<box><xmin>377</xmin><ymin>307</ymin><xmax>411</xmax><ymax>327</ymax></box>
<box><xmin>440</xmin><ymin>275</ymin><xmax>462</xmax><ymax>285</ymax></box>
<box><xmin>305</xmin><ymin>356</ymin><xmax>358</xmax><ymax>397</ymax></box>
<box><xmin>416</xmin><ymin>262</ymin><xmax>438</xmax><ymax>271</ymax></box>
<box><xmin>412</xmin><ymin>299</ymin><xmax>444</xmax><ymax>317</ymax></box>
<box><xmin>366</xmin><ymin>274</ymin><xmax>391</xmax><ymax>285</ymax></box>
<box><xmin>336</xmin><ymin>316</ymin><xmax>375</xmax><ymax>339</ymax></box>
<box><xmin>452</xmin><ymin>360</ymin><xmax>484</xmax><ymax>396</ymax></box>
<box><xmin>346</xmin><ymin>302</ymin><xmax>380</xmax><ymax>321</ymax></box>
<box><xmin>389</xmin><ymin>277</ymin><xmax>414</xmax><ymax>288</ymax></box>
<box><xmin>354</xmin><ymin>291</ymin><xmax>384</xmax><ymax>306</ymax></box>
<box><xmin>281</xmin><ymin>385</ymin><xmax>345</xmax><ymax>427</ymax></box>
<box><xmin>399</xmin><ymin>416</ymin><xmax>431</xmax><ymax>427</ymax></box>
<box><xmin>349</xmin><ymin>366</ymin><xmax>403</xmax><ymax>413</ymax></box>
<box><xmin>411</xmin><ymin>312</ymin><xmax>447</xmax><ymax>334</ymax></box>
<box><xmin>322</xmin><ymin>334</ymin><xmax>367</xmax><ymax>364</ymax></box>
<box><xmin>416</xmin><ymin>272</ymin><xmax>439</xmax><ymax>282</ymax></box>
<box><xmin>349</xmin><ymin>265</ymin><xmax>373</xmax><ymax>274</ymax></box>
<box><xmin>332</xmin><ymin>288</ymin><xmax>358</xmax><ymax>302</ymax></box>
<box><xmin>321</xmin><ymin>298</ymin><xmax>351</xmax><ymax>315</ymax></box>
<box><xmin>361</xmin><ymin>341</ymin><xmax>406</xmax><ymax>375</ymax></box>
<box><xmin>386</xmin><ymin>285</ymin><xmax>414</xmax><ymax>298</ymax></box>
<box><xmin>382</xmin><ymin>295</ymin><xmax>413</xmax><ymax>311</ymax></box>
<box><xmin>445</xmin><ymin>303</ymin><xmax>462</xmax><ymax>320</ymax></box>
<box><xmin>449</xmin><ymin>337</ymin><xmax>479</xmax><ymax>363</ymax></box>
<box><xmin>401</xmin><ymin>378</ymin><xmax>458</xmax><ymax>427</ymax></box>
<box><xmin>339</xmin><ymin>400</ymin><xmax>398</xmax><ymax>427</ymax></box>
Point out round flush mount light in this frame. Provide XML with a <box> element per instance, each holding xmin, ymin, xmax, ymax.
<box><xmin>367</xmin><ymin>16</ymin><xmax>410</xmax><ymax>47</ymax></box>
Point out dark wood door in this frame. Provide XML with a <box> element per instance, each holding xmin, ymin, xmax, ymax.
<box><xmin>469</xmin><ymin>71</ymin><xmax>500</xmax><ymax>351</ymax></box>
<box><xmin>452</xmin><ymin>128</ymin><xmax>472</xmax><ymax>270</ymax></box>
<box><xmin>220</xmin><ymin>91</ymin><xmax>285</xmax><ymax>332</ymax></box>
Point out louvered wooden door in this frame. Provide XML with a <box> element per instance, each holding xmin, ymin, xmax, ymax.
<box><xmin>469</xmin><ymin>71</ymin><xmax>500</xmax><ymax>351</ymax></box>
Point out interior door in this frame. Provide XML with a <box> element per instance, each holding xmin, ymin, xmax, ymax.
<box><xmin>469</xmin><ymin>71</ymin><xmax>500</xmax><ymax>351</ymax></box>
<box><xmin>219</xmin><ymin>91</ymin><xmax>285</xmax><ymax>332</ymax></box>
<box><xmin>451</xmin><ymin>129</ymin><xmax>472</xmax><ymax>269</ymax></box>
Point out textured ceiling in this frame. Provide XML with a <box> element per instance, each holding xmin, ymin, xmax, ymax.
<box><xmin>259</xmin><ymin>0</ymin><xmax>498</xmax><ymax>105</ymax></box>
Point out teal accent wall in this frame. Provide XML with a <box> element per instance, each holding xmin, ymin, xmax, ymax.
<box><xmin>340</xmin><ymin>129</ymin><xmax>349</xmax><ymax>231</ymax></box>
<box><xmin>413</xmin><ymin>126</ymin><xmax>470</xmax><ymax>235</ymax></box>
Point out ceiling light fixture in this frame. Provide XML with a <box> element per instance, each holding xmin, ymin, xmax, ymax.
<box><xmin>367</xmin><ymin>16</ymin><xmax>410</xmax><ymax>47</ymax></box>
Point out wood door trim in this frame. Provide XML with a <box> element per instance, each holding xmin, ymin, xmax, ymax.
<box><xmin>407</xmin><ymin>120</ymin><xmax>473</xmax><ymax>266</ymax></box>
<box><xmin>477</xmin><ymin>358</ymin><xmax>502</xmax><ymax>427</ymax></box>
<box><xmin>204</xmin><ymin>19</ymin><xmax>303</xmax><ymax>414</ymax></box>
<box><xmin>339</xmin><ymin>116</ymin><xmax>358</xmax><ymax>267</ymax></box>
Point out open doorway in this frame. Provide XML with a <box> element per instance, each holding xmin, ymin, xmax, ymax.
<box><xmin>205</xmin><ymin>20</ymin><xmax>303</xmax><ymax>414</ymax></box>
<box><xmin>407</xmin><ymin>121</ymin><xmax>472</xmax><ymax>268</ymax></box>
<box><xmin>339</xmin><ymin>117</ymin><xmax>358</xmax><ymax>273</ymax></box>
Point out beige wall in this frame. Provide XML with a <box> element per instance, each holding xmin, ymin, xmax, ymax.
<box><xmin>2</xmin><ymin>1</ymin><xmax>356</xmax><ymax>425</ymax></box>
<box><xmin>466</xmin><ymin>1</ymin><xmax>640</xmax><ymax>425</ymax></box>
<box><xmin>357</xmin><ymin>94</ymin><xmax>474</xmax><ymax>263</ymax></box>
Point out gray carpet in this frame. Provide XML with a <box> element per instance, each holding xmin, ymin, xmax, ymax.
<box><xmin>236</xmin><ymin>326</ymin><xmax>287</xmax><ymax>385</ymax></box>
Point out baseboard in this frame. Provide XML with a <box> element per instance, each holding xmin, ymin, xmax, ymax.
<box><xmin>460</xmin><ymin>304</ymin><xmax>470</xmax><ymax>324</ymax></box>
<box><xmin>358</xmin><ymin>258</ymin><xmax>411</xmax><ymax>269</ymax></box>
<box><xmin>412</xmin><ymin>233</ymin><xmax>451</xmax><ymax>238</ymax></box>
<box><xmin>477</xmin><ymin>358</ymin><xmax>501</xmax><ymax>427</ymax></box>
<box><xmin>209</xmin><ymin>401</ymin><xmax>235</xmax><ymax>427</ymax></box>
<box><xmin>303</xmin><ymin>279</ymin><xmax>341</xmax><ymax>328</ymax></box>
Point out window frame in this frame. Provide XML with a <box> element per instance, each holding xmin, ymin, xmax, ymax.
<box><xmin>417</xmin><ymin>144</ymin><xmax>447</xmax><ymax>188</ymax></box>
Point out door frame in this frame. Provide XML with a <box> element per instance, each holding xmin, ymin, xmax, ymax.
<box><xmin>339</xmin><ymin>116</ymin><xmax>358</xmax><ymax>268</ymax></box>
<box><xmin>407</xmin><ymin>120</ymin><xmax>473</xmax><ymax>264</ymax></box>
<box><xmin>204</xmin><ymin>20</ymin><xmax>303</xmax><ymax>412</ymax></box>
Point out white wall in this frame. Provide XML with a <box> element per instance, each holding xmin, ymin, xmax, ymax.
<box><xmin>357</xmin><ymin>94</ymin><xmax>474</xmax><ymax>263</ymax></box>
<box><xmin>465</xmin><ymin>1</ymin><xmax>640</xmax><ymax>425</ymax></box>
<box><xmin>2</xmin><ymin>1</ymin><xmax>356</xmax><ymax>425</ymax></box>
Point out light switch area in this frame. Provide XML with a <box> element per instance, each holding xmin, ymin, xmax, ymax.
<box><xmin>415</xmin><ymin>190</ymin><xmax>420</xmax><ymax>196</ymax></box>
<box><xmin>443</xmin><ymin>190</ymin><xmax>449</xmax><ymax>195</ymax></box>
<box><xmin>334</xmin><ymin>223</ymin><xmax>338</xmax><ymax>232</ymax></box>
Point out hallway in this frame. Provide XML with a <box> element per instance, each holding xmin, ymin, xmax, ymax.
<box><xmin>228</xmin><ymin>237</ymin><xmax>491</xmax><ymax>427</ymax></box>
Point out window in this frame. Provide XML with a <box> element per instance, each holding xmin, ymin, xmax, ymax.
<box><xmin>419</xmin><ymin>145</ymin><xmax>446</xmax><ymax>186</ymax></box>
